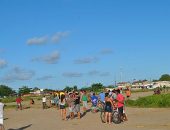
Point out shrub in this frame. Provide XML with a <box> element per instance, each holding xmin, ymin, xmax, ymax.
<box><xmin>126</xmin><ymin>94</ymin><xmax>170</xmax><ymax>108</ymax></box>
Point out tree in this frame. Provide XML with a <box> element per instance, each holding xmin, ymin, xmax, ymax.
<box><xmin>18</xmin><ymin>86</ymin><xmax>31</xmax><ymax>95</ymax></box>
<box><xmin>159</xmin><ymin>74</ymin><xmax>170</xmax><ymax>81</ymax></box>
<box><xmin>73</xmin><ymin>85</ymin><xmax>78</xmax><ymax>91</ymax></box>
<box><xmin>0</xmin><ymin>85</ymin><xmax>15</xmax><ymax>97</ymax></box>
<box><xmin>91</xmin><ymin>83</ymin><xmax>104</xmax><ymax>92</ymax></box>
<box><xmin>63</xmin><ymin>86</ymin><xmax>73</xmax><ymax>92</ymax></box>
<box><xmin>43</xmin><ymin>88</ymin><xmax>55</xmax><ymax>93</ymax></box>
<box><xmin>32</xmin><ymin>87</ymin><xmax>40</xmax><ymax>91</ymax></box>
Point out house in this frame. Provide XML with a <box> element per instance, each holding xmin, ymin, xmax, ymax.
<box><xmin>152</xmin><ymin>81</ymin><xmax>170</xmax><ymax>89</ymax></box>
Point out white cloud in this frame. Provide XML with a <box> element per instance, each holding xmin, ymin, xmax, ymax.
<box><xmin>26</xmin><ymin>31</ymin><xmax>70</xmax><ymax>45</ymax></box>
<box><xmin>1</xmin><ymin>67</ymin><xmax>35</xmax><ymax>82</ymax></box>
<box><xmin>32</xmin><ymin>51</ymin><xmax>60</xmax><ymax>64</ymax></box>
<box><xmin>100</xmin><ymin>49</ymin><xmax>113</xmax><ymax>55</ymax></box>
<box><xmin>27</xmin><ymin>36</ymin><xmax>48</xmax><ymax>45</ymax></box>
<box><xmin>100</xmin><ymin>72</ymin><xmax>111</xmax><ymax>77</ymax></box>
<box><xmin>37</xmin><ymin>75</ymin><xmax>54</xmax><ymax>81</ymax></box>
<box><xmin>74</xmin><ymin>57</ymin><xmax>99</xmax><ymax>64</ymax></box>
<box><xmin>88</xmin><ymin>70</ymin><xmax>100</xmax><ymax>76</ymax></box>
<box><xmin>62</xmin><ymin>72</ymin><xmax>83</xmax><ymax>78</ymax></box>
<box><xmin>51</xmin><ymin>31</ymin><xmax>70</xmax><ymax>43</ymax></box>
<box><xmin>0</xmin><ymin>59</ymin><xmax>7</xmax><ymax>69</ymax></box>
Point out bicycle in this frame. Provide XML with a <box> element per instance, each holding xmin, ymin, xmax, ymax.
<box><xmin>91</xmin><ymin>100</ymin><xmax>105</xmax><ymax>113</ymax></box>
<box><xmin>100</xmin><ymin>103</ymin><xmax>121</xmax><ymax>124</ymax></box>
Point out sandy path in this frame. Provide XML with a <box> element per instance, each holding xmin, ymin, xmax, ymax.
<box><xmin>4</xmin><ymin>107</ymin><xmax>170</xmax><ymax>130</ymax></box>
<box><xmin>4</xmin><ymin>91</ymin><xmax>170</xmax><ymax>130</ymax></box>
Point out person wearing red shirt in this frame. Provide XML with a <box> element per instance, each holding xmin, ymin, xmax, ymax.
<box><xmin>116</xmin><ymin>89</ymin><xmax>125</xmax><ymax>122</ymax></box>
<box><xmin>16</xmin><ymin>96</ymin><xmax>23</xmax><ymax>110</ymax></box>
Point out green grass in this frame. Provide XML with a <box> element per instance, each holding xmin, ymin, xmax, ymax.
<box><xmin>4</xmin><ymin>105</ymin><xmax>16</xmax><ymax>109</ymax></box>
<box><xmin>126</xmin><ymin>93</ymin><xmax>170</xmax><ymax>108</ymax></box>
<box><xmin>0</xmin><ymin>97</ymin><xmax>16</xmax><ymax>103</ymax></box>
<box><xmin>0</xmin><ymin>95</ymin><xmax>44</xmax><ymax>103</ymax></box>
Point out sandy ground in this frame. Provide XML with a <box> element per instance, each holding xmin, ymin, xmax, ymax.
<box><xmin>4</xmin><ymin>91</ymin><xmax>170</xmax><ymax>130</ymax></box>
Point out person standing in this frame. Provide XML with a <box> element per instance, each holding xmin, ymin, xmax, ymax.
<box><xmin>16</xmin><ymin>95</ymin><xmax>23</xmax><ymax>110</ymax></box>
<box><xmin>104</xmin><ymin>94</ymin><xmax>114</xmax><ymax>125</ymax></box>
<box><xmin>54</xmin><ymin>95</ymin><xmax>59</xmax><ymax>109</ymax></box>
<box><xmin>91</xmin><ymin>93</ymin><xmax>98</xmax><ymax>107</ymax></box>
<box><xmin>42</xmin><ymin>96</ymin><xmax>47</xmax><ymax>109</ymax></box>
<box><xmin>67</xmin><ymin>93</ymin><xmax>75</xmax><ymax>119</ymax></box>
<box><xmin>0</xmin><ymin>102</ymin><xmax>4</xmax><ymax>130</ymax></box>
<box><xmin>116</xmin><ymin>89</ymin><xmax>125</xmax><ymax>122</ymax></box>
<box><xmin>81</xmin><ymin>91</ymin><xmax>88</xmax><ymax>113</ymax></box>
<box><xmin>99</xmin><ymin>91</ymin><xmax>105</xmax><ymax>103</ymax></box>
<box><xmin>74</xmin><ymin>92</ymin><xmax>81</xmax><ymax>119</ymax></box>
<box><xmin>59</xmin><ymin>94</ymin><xmax>67</xmax><ymax>120</ymax></box>
<box><xmin>126</xmin><ymin>87</ymin><xmax>131</xmax><ymax>99</ymax></box>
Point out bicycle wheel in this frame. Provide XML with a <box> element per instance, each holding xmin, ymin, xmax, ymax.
<box><xmin>112</xmin><ymin>111</ymin><xmax>121</xmax><ymax>124</ymax></box>
<box><xmin>100</xmin><ymin>110</ymin><xmax>106</xmax><ymax>123</ymax></box>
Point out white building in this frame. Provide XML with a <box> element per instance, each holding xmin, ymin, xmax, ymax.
<box><xmin>152</xmin><ymin>81</ymin><xmax>170</xmax><ymax>89</ymax></box>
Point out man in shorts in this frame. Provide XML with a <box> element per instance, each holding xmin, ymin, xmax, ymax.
<box><xmin>81</xmin><ymin>91</ymin><xmax>88</xmax><ymax>113</ymax></box>
<box><xmin>74</xmin><ymin>92</ymin><xmax>81</xmax><ymax>119</ymax></box>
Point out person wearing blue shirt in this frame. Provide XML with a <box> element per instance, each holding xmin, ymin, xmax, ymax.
<box><xmin>99</xmin><ymin>91</ymin><xmax>105</xmax><ymax>103</ymax></box>
<box><xmin>91</xmin><ymin>93</ymin><xmax>98</xmax><ymax>107</ymax></box>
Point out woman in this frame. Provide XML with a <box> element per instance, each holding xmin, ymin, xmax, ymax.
<box><xmin>105</xmin><ymin>93</ymin><xmax>114</xmax><ymax>124</ymax></box>
<box><xmin>59</xmin><ymin>94</ymin><xmax>67</xmax><ymax>120</ymax></box>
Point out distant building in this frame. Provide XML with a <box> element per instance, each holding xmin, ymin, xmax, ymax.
<box><xmin>117</xmin><ymin>82</ymin><xmax>131</xmax><ymax>89</ymax></box>
<box><xmin>152</xmin><ymin>81</ymin><xmax>170</xmax><ymax>89</ymax></box>
<box><xmin>132</xmin><ymin>80</ymin><xmax>153</xmax><ymax>89</ymax></box>
<box><xmin>30</xmin><ymin>89</ymin><xmax>43</xmax><ymax>95</ymax></box>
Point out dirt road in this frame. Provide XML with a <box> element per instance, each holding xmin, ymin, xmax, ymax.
<box><xmin>4</xmin><ymin>107</ymin><xmax>170</xmax><ymax>130</ymax></box>
<box><xmin>4</xmin><ymin>91</ymin><xmax>170</xmax><ymax>130</ymax></box>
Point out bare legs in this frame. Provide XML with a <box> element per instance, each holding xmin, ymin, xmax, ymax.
<box><xmin>105</xmin><ymin>112</ymin><xmax>112</xmax><ymax>124</ymax></box>
<box><xmin>61</xmin><ymin>109</ymin><xmax>67</xmax><ymax>120</ymax></box>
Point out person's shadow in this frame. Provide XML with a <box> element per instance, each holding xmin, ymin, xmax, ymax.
<box><xmin>8</xmin><ymin>124</ymin><xmax>32</xmax><ymax>130</ymax></box>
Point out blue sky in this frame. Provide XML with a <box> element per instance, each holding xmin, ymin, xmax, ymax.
<box><xmin>0</xmin><ymin>0</ymin><xmax>170</xmax><ymax>90</ymax></box>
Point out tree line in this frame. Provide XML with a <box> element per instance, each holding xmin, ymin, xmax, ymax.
<box><xmin>1</xmin><ymin>74</ymin><xmax>170</xmax><ymax>97</ymax></box>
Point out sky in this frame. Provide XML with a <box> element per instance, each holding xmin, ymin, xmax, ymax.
<box><xmin>0</xmin><ymin>0</ymin><xmax>170</xmax><ymax>90</ymax></box>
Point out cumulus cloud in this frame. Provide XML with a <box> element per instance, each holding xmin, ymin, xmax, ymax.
<box><xmin>88</xmin><ymin>70</ymin><xmax>110</xmax><ymax>77</ymax></box>
<box><xmin>27</xmin><ymin>31</ymin><xmax>70</xmax><ymax>45</ymax></box>
<box><xmin>27</xmin><ymin>36</ymin><xmax>48</xmax><ymax>45</ymax></box>
<box><xmin>100</xmin><ymin>72</ymin><xmax>111</xmax><ymax>77</ymax></box>
<box><xmin>100</xmin><ymin>49</ymin><xmax>113</xmax><ymax>55</ymax></box>
<box><xmin>62</xmin><ymin>72</ymin><xmax>83</xmax><ymax>78</ymax></box>
<box><xmin>32</xmin><ymin>51</ymin><xmax>60</xmax><ymax>64</ymax></box>
<box><xmin>51</xmin><ymin>31</ymin><xmax>70</xmax><ymax>43</ymax></box>
<box><xmin>74</xmin><ymin>57</ymin><xmax>99</xmax><ymax>64</ymax></box>
<box><xmin>1</xmin><ymin>67</ymin><xmax>35</xmax><ymax>82</ymax></box>
<box><xmin>88</xmin><ymin>70</ymin><xmax>100</xmax><ymax>76</ymax></box>
<box><xmin>37</xmin><ymin>75</ymin><xmax>54</xmax><ymax>81</ymax></box>
<box><xmin>0</xmin><ymin>59</ymin><xmax>7</xmax><ymax>69</ymax></box>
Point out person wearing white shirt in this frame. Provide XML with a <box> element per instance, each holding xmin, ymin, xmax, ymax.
<box><xmin>42</xmin><ymin>96</ymin><xmax>47</xmax><ymax>109</ymax></box>
<box><xmin>0</xmin><ymin>102</ymin><xmax>4</xmax><ymax>130</ymax></box>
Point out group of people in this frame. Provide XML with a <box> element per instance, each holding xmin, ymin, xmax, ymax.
<box><xmin>91</xmin><ymin>89</ymin><xmax>128</xmax><ymax>125</ymax></box>
<box><xmin>41</xmin><ymin>91</ymin><xmax>83</xmax><ymax>120</ymax></box>
<box><xmin>42</xmin><ymin>88</ymin><xmax>130</xmax><ymax>124</ymax></box>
